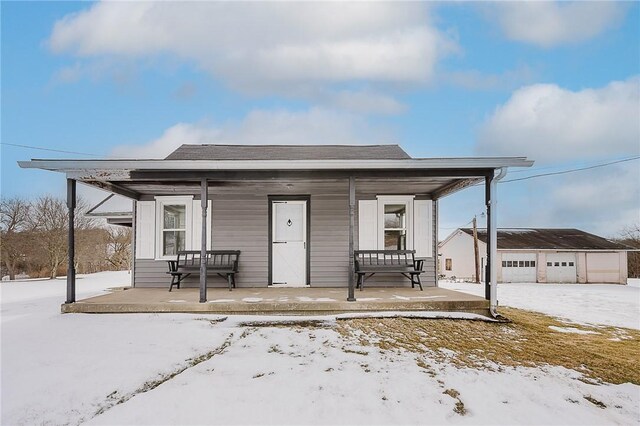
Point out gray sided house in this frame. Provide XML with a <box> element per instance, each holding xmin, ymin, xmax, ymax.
<box><xmin>19</xmin><ymin>144</ymin><xmax>533</xmax><ymax>313</ymax></box>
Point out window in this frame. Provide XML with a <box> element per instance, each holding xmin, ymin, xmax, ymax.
<box><xmin>547</xmin><ymin>262</ymin><xmax>552</xmax><ymax>267</ymax></box>
<box><xmin>155</xmin><ymin>196</ymin><xmax>194</xmax><ymax>259</ymax></box>
<box><xmin>162</xmin><ymin>204</ymin><xmax>186</xmax><ymax>256</ymax></box>
<box><xmin>376</xmin><ymin>196</ymin><xmax>414</xmax><ymax>251</ymax></box>
<box><xmin>531</xmin><ymin>261</ymin><xmax>536</xmax><ymax>267</ymax></box>
<box><xmin>561</xmin><ymin>262</ymin><xmax>567</xmax><ymax>267</ymax></box>
<box><xmin>507</xmin><ymin>261</ymin><xmax>513</xmax><ymax>267</ymax></box>
<box><xmin>519</xmin><ymin>261</ymin><xmax>525</xmax><ymax>267</ymax></box>
<box><xmin>569</xmin><ymin>262</ymin><xmax>574</xmax><ymax>267</ymax></box>
<box><xmin>524</xmin><ymin>261</ymin><xmax>530</xmax><ymax>267</ymax></box>
<box><xmin>554</xmin><ymin>262</ymin><xmax>560</xmax><ymax>267</ymax></box>
<box><xmin>502</xmin><ymin>261</ymin><xmax>507</xmax><ymax>267</ymax></box>
<box><xmin>445</xmin><ymin>258</ymin><xmax>452</xmax><ymax>271</ymax></box>
<box><xmin>383</xmin><ymin>204</ymin><xmax>407</xmax><ymax>250</ymax></box>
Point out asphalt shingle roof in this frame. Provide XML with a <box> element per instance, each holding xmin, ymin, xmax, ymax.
<box><xmin>459</xmin><ymin>228</ymin><xmax>632</xmax><ymax>250</ymax></box>
<box><xmin>165</xmin><ymin>144</ymin><xmax>411</xmax><ymax>160</ymax></box>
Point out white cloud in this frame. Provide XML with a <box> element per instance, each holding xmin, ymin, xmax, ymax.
<box><xmin>111</xmin><ymin>108</ymin><xmax>395</xmax><ymax>159</ymax></box>
<box><xmin>318</xmin><ymin>90</ymin><xmax>407</xmax><ymax>115</ymax></box>
<box><xmin>532</xmin><ymin>161</ymin><xmax>639</xmax><ymax>235</ymax></box>
<box><xmin>491</xmin><ymin>1</ymin><xmax>626</xmax><ymax>47</ymax></box>
<box><xmin>477</xmin><ymin>77</ymin><xmax>640</xmax><ymax>163</ymax></box>
<box><xmin>441</xmin><ymin>65</ymin><xmax>536</xmax><ymax>91</ymax></box>
<box><xmin>48</xmin><ymin>2</ymin><xmax>454</xmax><ymax>93</ymax></box>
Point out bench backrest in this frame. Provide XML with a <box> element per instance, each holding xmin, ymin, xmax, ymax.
<box><xmin>354</xmin><ymin>250</ymin><xmax>415</xmax><ymax>269</ymax></box>
<box><xmin>176</xmin><ymin>250</ymin><xmax>240</xmax><ymax>271</ymax></box>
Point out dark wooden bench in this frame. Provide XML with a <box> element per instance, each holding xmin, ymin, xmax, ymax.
<box><xmin>167</xmin><ymin>250</ymin><xmax>240</xmax><ymax>292</ymax></box>
<box><xmin>354</xmin><ymin>250</ymin><xmax>424</xmax><ymax>291</ymax></box>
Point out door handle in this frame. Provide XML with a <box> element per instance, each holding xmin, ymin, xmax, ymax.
<box><xmin>273</xmin><ymin>241</ymin><xmax>287</xmax><ymax>244</ymax></box>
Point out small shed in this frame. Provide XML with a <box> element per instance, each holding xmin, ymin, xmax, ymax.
<box><xmin>439</xmin><ymin>228</ymin><xmax>632</xmax><ymax>284</ymax></box>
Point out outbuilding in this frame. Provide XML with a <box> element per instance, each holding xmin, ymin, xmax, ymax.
<box><xmin>439</xmin><ymin>228</ymin><xmax>631</xmax><ymax>284</ymax></box>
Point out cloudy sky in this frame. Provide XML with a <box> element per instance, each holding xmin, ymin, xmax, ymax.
<box><xmin>2</xmin><ymin>1</ymin><xmax>638</xmax><ymax>237</ymax></box>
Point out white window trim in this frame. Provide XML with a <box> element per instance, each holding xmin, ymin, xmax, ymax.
<box><xmin>376</xmin><ymin>195</ymin><xmax>414</xmax><ymax>251</ymax></box>
<box><xmin>155</xmin><ymin>196</ymin><xmax>194</xmax><ymax>260</ymax></box>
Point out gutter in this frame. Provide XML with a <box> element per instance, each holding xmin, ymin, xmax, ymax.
<box><xmin>489</xmin><ymin>167</ymin><xmax>508</xmax><ymax>318</ymax></box>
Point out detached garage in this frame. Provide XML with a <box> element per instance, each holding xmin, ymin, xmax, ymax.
<box><xmin>439</xmin><ymin>228</ymin><xmax>632</xmax><ymax>284</ymax></box>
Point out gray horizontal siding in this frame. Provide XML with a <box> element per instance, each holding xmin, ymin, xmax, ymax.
<box><xmin>212</xmin><ymin>193</ymin><xmax>268</xmax><ymax>287</ymax></box>
<box><xmin>310</xmin><ymin>194</ymin><xmax>349</xmax><ymax>287</ymax></box>
<box><xmin>134</xmin><ymin>180</ymin><xmax>437</xmax><ymax>289</ymax></box>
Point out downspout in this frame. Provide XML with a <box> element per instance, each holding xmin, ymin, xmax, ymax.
<box><xmin>489</xmin><ymin>167</ymin><xmax>508</xmax><ymax>318</ymax></box>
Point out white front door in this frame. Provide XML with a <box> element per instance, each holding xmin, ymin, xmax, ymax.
<box><xmin>272</xmin><ymin>200</ymin><xmax>307</xmax><ymax>286</ymax></box>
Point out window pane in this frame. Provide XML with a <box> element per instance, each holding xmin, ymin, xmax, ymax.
<box><xmin>384</xmin><ymin>204</ymin><xmax>406</xmax><ymax>229</ymax></box>
<box><xmin>532</xmin><ymin>261</ymin><xmax>536</xmax><ymax>267</ymax></box>
<box><xmin>554</xmin><ymin>262</ymin><xmax>560</xmax><ymax>267</ymax></box>
<box><xmin>164</xmin><ymin>205</ymin><xmax>186</xmax><ymax>229</ymax></box>
<box><xmin>502</xmin><ymin>261</ymin><xmax>507</xmax><ymax>267</ymax></box>
<box><xmin>384</xmin><ymin>230</ymin><xmax>406</xmax><ymax>250</ymax></box>
<box><xmin>547</xmin><ymin>262</ymin><xmax>552</xmax><ymax>267</ymax></box>
<box><xmin>561</xmin><ymin>262</ymin><xmax>567</xmax><ymax>267</ymax></box>
<box><xmin>507</xmin><ymin>261</ymin><xmax>512</xmax><ymax>267</ymax></box>
<box><xmin>524</xmin><ymin>261</ymin><xmax>530</xmax><ymax>267</ymax></box>
<box><xmin>519</xmin><ymin>261</ymin><xmax>525</xmax><ymax>267</ymax></box>
<box><xmin>569</xmin><ymin>262</ymin><xmax>574</xmax><ymax>266</ymax></box>
<box><xmin>163</xmin><ymin>231</ymin><xmax>185</xmax><ymax>256</ymax></box>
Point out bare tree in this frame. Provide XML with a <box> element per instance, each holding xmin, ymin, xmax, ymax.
<box><xmin>29</xmin><ymin>195</ymin><xmax>95</xmax><ymax>279</ymax></box>
<box><xmin>617</xmin><ymin>223</ymin><xmax>640</xmax><ymax>278</ymax></box>
<box><xmin>76</xmin><ymin>228</ymin><xmax>109</xmax><ymax>274</ymax></box>
<box><xmin>105</xmin><ymin>226</ymin><xmax>132</xmax><ymax>270</ymax></box>
<box><xmin>0</xmin><ymin>197</ymin><xmax>32</xmax><ymax>279</ymax></box>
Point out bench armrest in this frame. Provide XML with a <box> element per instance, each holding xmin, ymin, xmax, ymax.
<box><xmin>413</xmin><ymin>259</ymin><xmax>424</xmax><ymax>272</ymax></box>
<box><xmin>353</xmin><ymin>258</ymin><xmax>361</xmax><ymax>272</ymax></box>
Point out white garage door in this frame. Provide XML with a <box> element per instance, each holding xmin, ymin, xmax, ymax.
<box><xmin>546</xmin><ymin>253</ymin><xmax>577</xmax><ymax>283</ymax></box>
<box><xmin>501</xmin><ymin>253</ymin><xmax>537</xmax><ymax>283</ymax></box>
<box><xmin>586</xmin><ymin>252</ymin><xmax>620</xmax><ymax>283</ymax></box>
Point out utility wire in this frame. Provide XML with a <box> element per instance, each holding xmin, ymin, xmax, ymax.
<box><xmin>1</xmin><ymin>142</ymin><xmax>121</xmax><ymax>158</ymax></box>
<box><xmin>501</xmin><ymin>155</ymin><xmax>640</xmax><ymax>183</ymax></box>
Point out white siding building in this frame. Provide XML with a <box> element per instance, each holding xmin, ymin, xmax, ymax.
<box><xmin>439</xmin><ymin>228</ymin><xmax>631</xmax><ymax>284</ymax></box>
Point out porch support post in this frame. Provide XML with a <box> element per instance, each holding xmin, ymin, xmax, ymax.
<box><xmin>66</xmin><ymin>178</ymin><xmax>76</xmax><ymax>304</ymax></box>
<box><xmin>347</xmin><ymin>176</ymin><xmax>356</xmax><ymax>302</ymax></box>
<box><xmin>485</xmin><ymin>171</ymin><xmax>498</xmax><ymax>310</ymax></box>
<box><xmin>484</xmin><ymin>175</ymin><xmax>491</xmax><ymax>300</ymax></box>
<box><xmin>199</xmin><ymin>178</ymin><xmax>208</xmax><ymax>303</ymax></box>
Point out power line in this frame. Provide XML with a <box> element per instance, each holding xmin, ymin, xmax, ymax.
<box><xmin>1</xmin><ymin>142</ymin><xmax>120</xmax><ymax>158</ymax></box>
<box><xmin>501</xmin><ymin>155</ymin><xmax>640</xmax><ymax>183</ymax></box>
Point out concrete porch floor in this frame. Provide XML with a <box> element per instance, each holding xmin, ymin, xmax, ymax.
<box><xmin>62</xmin><ymin>287</ymin><xmax>490</xmax><ymax>316</ymax></box>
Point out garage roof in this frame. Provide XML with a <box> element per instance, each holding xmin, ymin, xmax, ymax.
<box><xmin>460</xmin><ymin>228</ymin><xmax>633</xmax><ymax>250</ymax></box>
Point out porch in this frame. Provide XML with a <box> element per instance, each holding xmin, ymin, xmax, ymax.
<box><xmin>19</xmin><ymin>146</ymin><xmax>533</xmax><ymax>315</ymax></box>
<box><xmin>61</xmin><ymin>286</ymin><xmax>490</xmax><ymax>316</ymax></box>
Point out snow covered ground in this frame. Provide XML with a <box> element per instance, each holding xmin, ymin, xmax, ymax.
<box><xmin>440</xmin><ymin>279</ymin><xmax>640</xmax><ymax>329</ymax></box>
<box><xmin>1</xmin><ymin>272</ymin><xmax>638</xmax><ymax>425</ymax></box>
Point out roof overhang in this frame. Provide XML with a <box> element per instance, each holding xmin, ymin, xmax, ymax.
<box><xmin>19</xmin><ymin>157</ymin><xmax>533</xmax><ymax>172</ymax></box>
<box><xmin>19</xmin><ymin>157</ymin><xmax>534</xmax><ymax>201</ymax></box>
